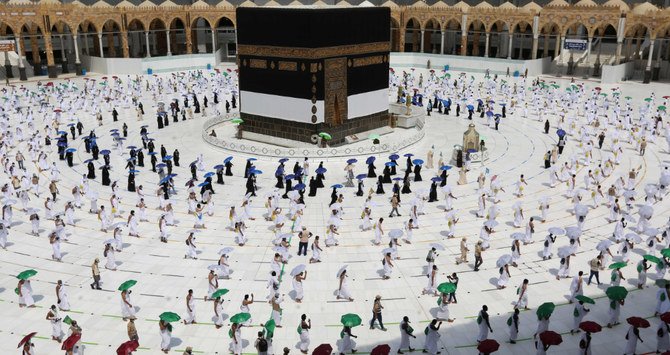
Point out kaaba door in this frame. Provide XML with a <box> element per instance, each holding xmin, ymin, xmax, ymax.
<box><xmin>324</xmin><ymin>57</ymin><xmax>347</xmax><ymax>127</ymax></box>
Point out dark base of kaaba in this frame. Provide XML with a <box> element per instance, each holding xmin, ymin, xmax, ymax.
<box><xmin>47</xmin><ymin>65</ymin><xmax>58</xmax><ymax>78</ymax></box>
<box><xmin>75</xmin><ymin>63</ymin><xmax>82</xmax><ymax>76</ymax></box>
<box><xmin>19</xmin><ymin>67</ymin><xmax>27</xmax><ymax>81</ymax></box>
<box><xmin>4</xmin><ymin>65</ymin><xmax>14</xmax><ymax>78</ymax></box>
<box><xmin>241</xmin><ymin>111</ymin><xmax>389</xmax><ymax>145</ymax></box>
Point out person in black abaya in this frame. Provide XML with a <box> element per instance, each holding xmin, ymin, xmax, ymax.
<box><xmin>244</xmin><ymin>160</ymin><xmax>253</xmax><ymax>179</ymax></box>
<box><xmin>282</xmin><ymin>177</ymin><xmax>292</xmax><ymax>199</ymax></box>
<box><xmin>137</xmin><ymin>150</ymin><xmax>144</xmax><ymax>167</ymax></box>
<box><xmin>216</xmin><ymin>167</ymin><xmax>225</xmax><ymax>184</ymax></box>
<box><xmin>102</xmin><ymin>165</ymin><xmax>111</xmax><ymax>186</ymax></box>
<box><xmin>428</xmin><ymin>181</ymin><xmax>438</xmax><ymax>202</ymax></box>
<box><xmin>151</xmin><ymin>154</ymin><xmax>157</xmax><ymax>172</ymax></box>
<box><xmin>330</xmin><ymin>187</ymin><xmax>338</xmax><ymax>205</ymax></box>
<box><xmin>401</xmin><ymin>176</ymin><xmax>411</xmax><ymax>194</ymax></box>
<box><xmin>390</xmin><ymin>159</ymin><xmax>397</xmax><ymax>175</ymax></box>
<box><xmin>382</xmin><ymin>165</ymin><xmax>392</xmax><ymax>183</ymax></box>
<box><xmin>245</xmin><ymin>176</ymin><xmax>256</xmax><ymax>197</ymax></box>
<box><xmin>356</xmin><ymin>179</ymin><xmax>364</xmax><ymax>196</ymax></box>
<box><xmin>191</xmin><ymin>163</ymin><xmax>198</xmax><ymax>181</ymax></box>
<box><xmin>405</xmin><ymin>156</ymin><xmax>413</xmax><ymax>172</ymax></box>
<box><xmin>157</xmin><ymin>114</ymin><xmax>164</xmax><ymax>129</ymax></box>
<box><xmin>367</xmin><ymin>161</ymin><xmax>377</xmax><ymax>178</ymax></box>
<box><xmin>66</xmin><ymin>151</ymin><xmax>74</xmax><ymax>167</ymax></box>
<box><xmin>376</xmin><ymin>176</ymin><xmax>385</xmax><ymax>194</ymax></box>
<box><xmin>87</xmin><ymin>161</ymin><xmax>96</xmax><ymax>179</ymax></box>
<box><xmin>103</xmin><ymin>154</ymin><xmax>111</xmax><ymax>166</ymax></box>
<box><xmin>225</xmin><ymin>160</ymin><xmax>233</xmax><ymax>176</ymax></box>
<box><xmin>308</xmin><ymin>177</ymin><xmax>318</xmax><ymax>197</ymax></box>
<box><xmin>414</xmin><ymin>164</ymin><xmax>422</xmax><ymax>182</ymax></box>
<box><xmin>128</xmin><ymin>172</ymin><xmax>136</xmax><ymax>192</ymax></box>
<box><xmin>173</xmin><ymin>149</ymin><xmax>180</xmax><ymax>167</ymax></box>
<box><xmin>440</xmin><ymin>169</ymin><xmax>448</xmax><ymax>187</ymax></box>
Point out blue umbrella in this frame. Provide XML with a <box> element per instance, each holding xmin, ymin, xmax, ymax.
<box><xmin>204</xmin><ymin>172</ymin><xmax>215</xmax><ymax>178</ymax></box>
<box><xmin>140</xmin><ymin>125</ymin><xmax>149</xmax><ymax>128</ymax></box>
<box><xmin>388</xmin><ymin>154</ymin><xmax>399</xmax><ymax>160</ymax></box>
<box><xmin>213</xmin><ymin>164</ymin><xmax>224</xmax><ymax>170</ymax></box>
<box><xmin>467</xmin><ymin>149</ymin><xmax>477</xmax><ymax>153</ymax></box>
<box><xmin>393</xmin><ymin>177</ymin><xmax>403</xmax><ymax>181</ymax></box>
<box><xmin>147</xmin><ymin>151</ymin><xmax>158</xmax><ymax>156</ymax></box>
<box><xmin>198</xmin><ymin>181</ymin><xmax>210</xmax><ymax>187</ymax></box>
<box><xmin>128</xmin><ymin>169</ymin><xmax>140</xmax><ymax>174</ymax></box>
<box><xmin>486</xmin><ymin>111</ymin><xmax>494</xmax><ymax>117</ymax></box>
<box><xmin>84</xmin><ymin>159</ymin><xmax>95</xmax><ymax>163</ymax></box>
<box><xmin>57</xmin><ymin>130</ymin><xmax>67</xmax><ymax>135</ymax></box>
<box><xmin>224</xmin><ymin>156</ymin><xmax>233</xmax><ymax>163</ymax></box>
<box><xmin>499</xmin><ymin>103</ymin><xmax>506</xmax><ymax>106</ymax></box>
<box><xmin>494</xmin><ymin>114</ymin><xmax>502</xmax><ymax>118</ymax></box>
<box><xmin>284</xmin><ymin>174</ymin><xmax>295</xmax><ymax>180</ymax></box>
<box><xmin>111</xmin><ymin>132</ymin><xmax>120</xmax><ymax>136</ymax></box>
<box><xmin>67</xmin><ymin>123</ymin><xmax>76</xmax><ymax>127</ymax></box>
<box><xmin>116</xmin><ymin>137</ymin><xmax>126</xmax><ymax>141</ymax></box>
<box><xmin>127</xmin><ymin>145</ymin><xmax>137</xmax><ymax>150</ymax></box>
<box><xmin>127</xmin><ymin>157</ymin><xmax>135</xmax><ymax>161</ymax></box>
<box><xmin>413</xmin><ymin>159</ymin><xmax>424</xmax><ymax>165</ymax></box>
<box><xmin>347</xmin><ymin>159</ymin><xmax>358</xmax><ymax>164</ymax></box>
<box><xmin>356</xmin><ymin>174</ymin><xmax>367</xmax><ymax>180</ymax></box>
<box><xmin>65</xmin><ymin>148</ymin><xmax>76</xmax><ymax>153</ymax></box>
<box><xmin>163</xmin><ymin>155</ymin><xmax>172</xmax><ymax>161</ymax></box>
<box><xmin>466</xmin><ymin>105</ymin><xmax>474</xmax><ymax>111</ymax></box>
<box><xmin>279</xmin><ymin>158</ymin><xmax>289</xmax><ymax>163</ymax></box>
<box><xmin>331</xmin><ymin>184</ymin><xmax>343</xmax><ymax>189</ymax></box>
<box><xmin>431</xmin><ymin>177</ymin><xmax>442</xmax><ymax>182</ymax></box>
<box><xmin>477</xmin><ymin>99</ymin><xmax>483</xmax><ymax>104</ymax></box>
<box><xmin>251</xmin><ymin>169</ymin><xmax>263</xmax><ymax>175</ymax></box>
<box><xmin>109</xmin><ymin>129</ymin><xmax>118</xmax><ymax>132</ymax></box>
<box><xmin>247</xmin><ymin>158</ymin><xmax>257</xmax><ymax>161</ymax></box>
<box><xmin>366</xmin><ymin>157</ymin><xmax>376</xmax><ymax>164</ymax></box>
<box><xmin>156</xmin><ymin>163</ymin><xmax>167</xmax><ymax>169</ymax></box>
<box><xmin>385</xmin><ymin>162</ymin><xmax>396</xmax><ymax>167</ymax></box>
<box><xmin>556</xmin><ymin>129</ymin><xmax>566</xmax><ymax>138</ymax></box>
<box><xmin>315</xmin><ymin>167</ymin><xmax>327</xmax><ymax>174</ymax></box>
<box><xmin>489</xmin><ymin>100</ymin><xmax>495</xmax><ymax>104</ymax></box>
<box><xmin>403</xmin><ymin>153</ymin><xmax>414</xmax><ymax>157</ymax></box>
<box><xmin>100</xmin><ymin>150</ymin><xmax>111</xmax><ymax>155</ymax></box>
<box><xmin>294</xmin><ymin>183</ymin><xmax>306</xmax><ymax>190</ymax></box>
<box><xmin>57</xmin><ymin>141</ymin><xmax>67</xmax><ymax>147</ymax></box>
<box><xmin>440</xmin><ymin>165</ymin><xmax>453</xmax><ymax>171</ymax></box>
<box><xmin>168</xmin><ymin>174</ymin><xmax>178</xmax><ymax>178</ymax></box>
<box><xmin>159</xmin><ymin>176</ymin><xmax>171</xmax><ymax>184</ymax></box>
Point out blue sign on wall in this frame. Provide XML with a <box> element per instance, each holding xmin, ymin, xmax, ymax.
<box><xmin>564</xmin><ymin>39</ymin><xmax>587</xmax><ymax>51</ymax></box>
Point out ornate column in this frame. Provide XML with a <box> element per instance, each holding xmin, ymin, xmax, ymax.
<box><xmin>166</xmin><ymin>29</ymin><xmax>172</xmax><ymax>56</ymax></box>
<box><xmin>15</xmin><ymin>36</ymin><xmax>26</xmax><ymax>81</ymax></box>
<box><xmin>420</xmin><ymin>30</ymin><xmax>425</xmax><ymax>53</ymax></box>
<box><xmin>615</xmin><ymin>16</ymin><xmax>625</xmax><ymax>65</ymax></box>
<box><xmin>633</xmin><ymin>34</ymin><xmax>642</xmax><ymax>60</ymax></box>
<box><xmin>507</xmin><ymin>33</ymin><xmax>513</xmax><ymax>59</ymax></box>
<box><xmin>554</xmin><ymin>33</ymin><xmax>561</xmax><ymax>59</ymax></box>
<box><xmin>531</xmin><ymin>15</ymin><xmax>539</xmax><ymax>60</ymax></box>
<box><xmin>399</xmin><ymin>28</ymin><xmax>405</xmax><ymax>52</ymax></box>
<box><xmin>121</xmin><ymin>30</ymin><xmax>130</xmax><ymax>58</ymax></box>
<box><xmin>83</xmin><ymin>33</ymin><xmax>89</xmax><ymax>54</ymax></box>
<box><xmin>3</xmin><ymin>50</ymin><xmax>13</xmax><ymax>79</ymax></box>
<box><xmin>144</xmin><ymin>31</ymin><xmax>151</xmax><ymax>57</ymax></box>
<box><xmin>107</xmin><ymin>32</ymin><xmax>116</xmax><ymax>57</ymax></box>
<box><xmin>460</xmin><ymin>14</ymin><xmax>467</xmax><ymax>56</ymax></box>
<box><xmin>543</xmin><ymin>34</ymin><xmax>549</xmax><ymax>57</ymax></box>
<box><xmin>615</xmin><ymin>40</ymin><xmax>623</xmax><ymax>64</ymax></box>
<box><xmin>98</xmin><ymin>32</ymin><xmax>104</xmax><ymax>58</ymax></box>
<box><xmin>72</xmin><ymin>32</ymin><xmax>82</xmax><ymax>75</ymax></box>
<box><xmin>644</xmin><ymin>38</ymin><xmax>654</xmax><ymax>83</ymax></box>
<box><xmin>44</xmin><ymin>31</ymin><xmax>57</xmax><ymax>78</ymax></box>
<box><xmin>653</xmin><ymin>38</ymin><xmax>662</xmax><ymax>80</ymax></box>
<box><xmin>484</xmin><ymin>32</ymin><xmax>490</xmax><ymax>57</ymax></box>
<box><xmin>556</xmin><ymin>35</ymin><xmax>563</xmax><ymax>77</ymax></box>
<box><xmin>211</xmin><ymin>27</ymin><xmax>217</xmax><ymax>53</ymax></box>
<box><xmin>585</xmin><ymin>36</ymin><xmax>592</xmax><ymax>65</ymax></box>
<box><xmin>472</xmin><ymin>32</ymin><xmax>480</xmax><ymax>56</ymax></box>
<box><xmin>59</xmin><ymin>34</ymin><xmax>69</xmax><ymax>74</ymax></box>
<box><xmin>185</xmin><ymin>27</ymin><xmax>193</xmax><ymax>54</ymax></box>
<box><xmin>29</xmin><ymin>31</ymin><xmax>41</xmax><ymax>75</ymax></box>
<box><xmin>440</xmin><ymin>30</ymin><xmax>445</xmax><ymax>54</ymax></box>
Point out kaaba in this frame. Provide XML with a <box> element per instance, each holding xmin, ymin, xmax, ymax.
<box><xmin>236</xmin><ymin>7</ymin><xmax>391</xmax><ymax>145</ymax></box>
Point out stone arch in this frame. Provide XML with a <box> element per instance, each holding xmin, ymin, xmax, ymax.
<box><xmin>467</xmin><ymin>20</ymin><xmax>487</xmax><ymax>57</ymax></box>
<box><xmin>127</xmin><ymin>19</ymin><xmax>146</xmax><ymax>58</ymax></box>
<box><xmin>169</xmin><ymin>17</ymin><xmax>186</xmax><ymax>55</ymax></box>
<box><xmin>404</xmin><ymin>17</ymin><xmax>421</xmax><ymax>52</ymax></box>
<box><xmin>512</xmin><ymin>20</ymin><xmax>533</xmax><ymax>59</ymax></box>
<box><xmin>488</xmin><ymin>20</ymin><xmax>510</xmax><ymax>58</ymax></box>
<box><xmin>149</xmin><ymin>18</ymin><xmax>168</xmax><ymax>56</ymax></box>
<box><xmin>100</xmin><ymin>19</ymin><xmax>122</xmax><ymax>58</ymax></box>
<box><xmin>624</xmin><ymin>23</ymin><xmax>651</xmax><ymax>62</ymax></box>
<box><xmin>443</xmin><ymin>18</ymin><xmax>462</xmax><ymax>55</ymax></box>
<box><xmin>191</xmin><ymin>16</ymin><xmax>213</xmax><ymax>54</ymax></box>
<box><xmin>390</xmin><ymin>17</ymin><xmax>401</xmax><ymax>52</ymax></box>
<box><xmin>215</xmin><ymin>16</ymin><xmax>236</xmax><ymax>58</ymax></box>
<box><xmin>50</xmin><ymin>20</ymin><xmax>74</xmax><ymax>71</ymax></box>
<box><xmin>423</xmin><ymin>18</ymin><xmax>441</xmax><ymax>54</ymax></box>
<box><xmin>19</xmin><ymin>23</ymin><xmax>44</xmax><ymax>74</ymax></box>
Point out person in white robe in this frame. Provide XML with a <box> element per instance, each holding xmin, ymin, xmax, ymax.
<box><xmin>423</xmin><ymin>320</ymin><xmax>442</xmax><ymax>355</ymax></box>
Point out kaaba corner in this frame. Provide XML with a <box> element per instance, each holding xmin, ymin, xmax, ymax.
<box><xmin>236</xmin><ymin>7</ymin><xmax>391</xmax><ymax>145</ymax></box>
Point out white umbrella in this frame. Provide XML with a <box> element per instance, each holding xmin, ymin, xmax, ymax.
<box><xmin>218</xmin><ymin>247</ymin><xmax>234</xmax><ymax>255</ymax></box>
<box><xmin>381</xmin><ymin>248</ymin><xmax>395</xmax><ymax>255</ymax></box>
<box><xmin>296</xmin><ymin>204</ymin><xmax>306</xmax><ymax>210</ymax></box>
<box><xmin>557</xmin><ymin>246</ymin><xmax>573</xmax><ymax>258</ymax></box>
<box><xmin>330</xmin><ymin>203</ymin><xmax>342</xmax><ymax>210</ymax></box>
<box><xmin>511</xmin><ymin>232</ymin><xmax>526</xmax><ymax>241</ymax></box>
<box><xmin>623</xmin><ymin>190</ymin><xmax>636</xmax><ymax>199</ymax></box>
<box><xmin>548</xmin><ymin>227</ymin><xmax>565</xmax><ymax>236</ymax></box>
<box><xmin>327</xmin><ymin>216</ymin><xmax>341</xmax><ymax>227</ymax></box>
<box><xmin>26</xmin><ymin>208</ymin><xmax>41</xmax><ymax>214</ymax></box>
<box><xmin>639</xmin><ymin>205</ymin><xmax>654</xmax><ymax>219</ymax></box>
<box><xmin>430</xmin><ymin>243</ymin><xmax>445</xmax><ymax>251</ymax></box>
<box><xmin>3</xmin><ymin>199</ymin><xmax>17</xmax><ymax>205</ymax></box>
<box><xmin>389</xmin><ymin>229</ymin><xmax>404</xmax><ymax>239</ymax></box>
<box><xmin>207</xmin><ymin>264</ymin><xmax>220</xmax><ymax>271</ymax></box>
<box><xmin>103</xmin><ymin>239</ymin><xmax>115</xmax><ymax>245</ymax></box>
<box><xmin>623</xmin><ymin>214</ymin><xmax>637</xmax><ymax>223</ymax></box>
<box><xmin>596</xmin><ymin>240</ymin><xmax>613</xmax><ymax>252</ymax></box>
<box><xmin>643</xmin><ymin>227</ymin><xmax>660</xmax><ymax>237</ymax></box>
<box><xmin>287</xmin><ymin>190</ymin><xmax>299</xmax><ymax>199</ymax></box>
<box><xmin>574</xmin><ymin>204</ymin><xmax>589</xmax><ymax>217</ymax></box>
<box><xmin>512</xmin><ymin>201</ymin><xmax>523</xmax><ymax>210</ymax></box>
<box><xmin>272</xmin><ymin>246</ymin><xmax>287</xmax><ymax>253</ymax></box>
<box><xmin>625</xmin><ymin>233</ymin><xmax>642</xmax><ymax>243</ymax></box>
<box><xmin>566</xmin><ymin>226</ymin><xmax>582</xmax><ymax>239</ymax></box>
<box><xmin>337</xmin><ymin>265</ymin><xmax>348</xmax><ymax>277</ymax></box>
<box><xmin>645</xmin><ymin>184</ymin><xmax>658</xmax><ymax>195</ymax></box>
<box><xmin>187</xmin><ymin>229</ymin><xmax>202</xmax><ymax>234</ymax></box>
<box><xmin>279</xmin><ymin>233</ymin><xmax>294</xmax><ymax>240</ymax></box>
<box><xmin>290</xmin><ymin>264</ymin><xmax>306</xmax><ymax>276</ymax></box>
<box><xmin>484</xmin><ymin>220</ymin><xmax>499</xmax><ymax>228</ymax></box>
<box><xmin>496</xmin><ymin>254</ymin><xmax>512</xmax><ymax>267</ymax></box>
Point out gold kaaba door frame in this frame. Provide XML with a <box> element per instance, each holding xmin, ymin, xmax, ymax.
<box><xmin>324</xmin><ymin>57</ymin><xmax>347</xmax><ymax>127</ymax></box>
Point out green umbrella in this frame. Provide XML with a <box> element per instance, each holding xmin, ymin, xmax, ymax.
<box><xmin>575</xmin><ymin>295</ymin><xmax>595</xmax><ymax>304</ymax></box>
<box><xmin>644</xmin><ymin>98</ymin><xmax>652</xmax><ymax>102</ymax></box>
<box><xmin>551</xmin><ymin>84</ymin><xmax>560</xmax><ymax>89</ymax></box>
<box><xmin>606</xmin><ymin>286</ymin><xmax>628</xmax><ymax>301</ymax></box>
<box><xmin>340</xmin><ymin>313</ymin><xmax>362</xmax><ymax>327</ymax></box>
<box><xmin>159</xmin><ymin>311</ymin><xmax>181</xmax><ymax>323</ymax></box>
<box><xmin>14</xmin><ymin>287</ymin><xmax>18</xmax><ymax>295</ymax></box>
<box><xmin>368</xmin><ymin>134</ymin><xmax>380</xmax><ymax>140</ymax></box>
<box><xmin>644</xmin><ymin>255</ymin><xmax>663</xmax><ymax>265</ymax></box>
<box><xmin>118</xmin><ymin>280</ymin><xmax>137</xmax><ymax>291</ymax></box>
<box><xmin>625</xmin><ymin>96</ymin><xmax>632</xmax><ymax>100</ymax></box>
<box><xmin>63</xmin><ymin>315</ymin><xmax>74</xmax><ymax>325</ymax></box>
<box><xmin>16</xmin><ymin>269</ymin><xmax>37</xmax><ymax>280</ymax></box>
<box><xmin>231</xmin><ymin>118</ymin><xmax>244</xmax><ymax>124</ymax></box>
<box><xmin>600</xmin><ymin>93</ymin><xmax>608</xmax><ymax>97</ymax></box>
<box><xmin>319</xmin><ymin>132</ymin><xmax>332</xmax><ymax>141</ymax></box>
<box><xmin>536</xmin><ymin>302</ymin><xmax>555</xmax><ymax>319</ymax></box>
<box><xmin>211</xmin><ymin>289</ymin><xmax>229</xmax><ymax>299</ymax></box>
<box><xmin>230</xmin><ymin>312</ymin><xmax>251</xmax><ymax>324</ymax></box>
<box><xmin>659</xmin><ymin>105</ymin><xmax>667</xmax><ymax>111</ymax></box>
<box><xmin>662</xmin><ymin>249</ymin><xmax>670</xmax><ymax>258</ymax></box>
<box><xmin>609</xmin><ymin>262</ymin><xmax>627</xmax><ymax>270</ymax></box>
<box><xmin>437</xmin><ymin>282</ymin><xmax>457</xmax><ymax>294</ymax></box>
<box><xmin>264</xmin><ymin>318</ymin><xmax>276</xmax><ymax>335</ymax></box>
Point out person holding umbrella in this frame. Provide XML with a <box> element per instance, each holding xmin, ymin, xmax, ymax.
<box><xmin>398</xmin><ymin>316</ymin><xmax>416</xmax><ymax>353</ymax></box>
<box><xmin>607</xmin><ymin>286</ymin><xmax>627</xmax><ymax>327</ymax></box>
<box><xmin>46</xmin><ymin>304</ymin><xmax>63</xmax><ymax>342</ymax></box>
<box><xmin>337</xmin><ymin>267</ymin><xmax>353</xmax><ymax>302</ymax></box>
<box><xmin>424</xmin><ymin>319</ymin><xmax>442</xmax><ymax>354</ymax></box>
<box><xmin>120</xmin><ymin>287</ymin><xmax>137</xmax><ymax>321</ymax></box>
<box><xmin>19</xmin><ymin>332</ymin><xmax>37</xmax><ymax>355</ymax></box>
<box><xmin>292</xmin><ymin>267</ymin><xmax>306</xmax><ymax>303</ymax></box>
<box><xmin>624</xmin><ymin>318</ymin><xmax>647</xmax><ymax>354</ymax></box>
<box><xmin>159</xmin><ymin>319</ymin><xmax>172</xmax><ymax>354</ymax></box>
<box><xmin>477</xmin><ymin>305</ymin><xmax>493</xmax><ymax>342</ymax></box>
<box><xmin>298</xmin><ymin>314</ymin><xmax>311</xmax><ymax>354</ymax></box>
<box><xmin>571</xmin><ymin>296</ymin><xmax>593</xmax><ymax>334</ymax></box>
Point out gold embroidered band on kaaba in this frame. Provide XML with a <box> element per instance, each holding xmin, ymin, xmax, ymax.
<box><xmin>238</xmin><ymin>42</ymin><xmax>390</xmax><ymax>60</ymax></box>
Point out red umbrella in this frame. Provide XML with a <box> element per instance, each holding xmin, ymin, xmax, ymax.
<box><xmin>595</xmin><ymin>87</ymin><xmax>601</xmax><ymax>91</ymax></box>
<box><xmin>371</xmin><ymin>344</ymin><xmax>391</xmax><ymax>355</ymax></box>
<box><xmin>476</xmin><ymin>339</ymin><xmax>500</xmax><ymax>353</ymax></box>
<box><xmin>313</xmin><ymin>343</ymin><xmax>333</xmax><ymax>355</ymax></box>
<box><xmin>116</xmin><ymin>339</ymin><xmax>139</xmax><ymax>355</ymax></box>
<box><xmin>539</xmin><ymin>330</ymin><xmax>562</xmax><ymax>346</ymax></box>
<box><xmin>664</xmin><ymin>96</ymin><xmax>670</xmax><ymax>99</ymax></box>
<box><xmin>112</xmin><ymin>76</ymin><xmax>118</xmax><ymax>79</ymax></box>
<box><xmin>17</xmin><ymin>332</ymin><xmax>36</xmax><ymax>348</ymax></box>
<box><xmin>661</xmin><ymin>313</ymin><xmax>670</xmax><ymax>323</ymax></box>
<box><xmin>46</xmin><ymin>82</ymin><xmax>54</xmax><ymax>87</ymax></box>
<box><xmin>53</xmin><ymin>108</ymin><xmax>62</xmax><ymax>113</ymax></box>
<box><xmin>61</xmin><ymin>332</ymin><xmax>82</xmax><ymax>351</ymax></box>
<box><xmin>102</xmin><ymin>76</ymin><xmax>108</xmax><ymax>80</ymax></box>
<box><xmin>627</xmin><ymin>317</ymin><xmax>651</xmax><ymax>328</ymax></box>
<box><xmin>579</xmin><ymin>321</ymin><xmax>602</xmax><ymax>333</ymax></box>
